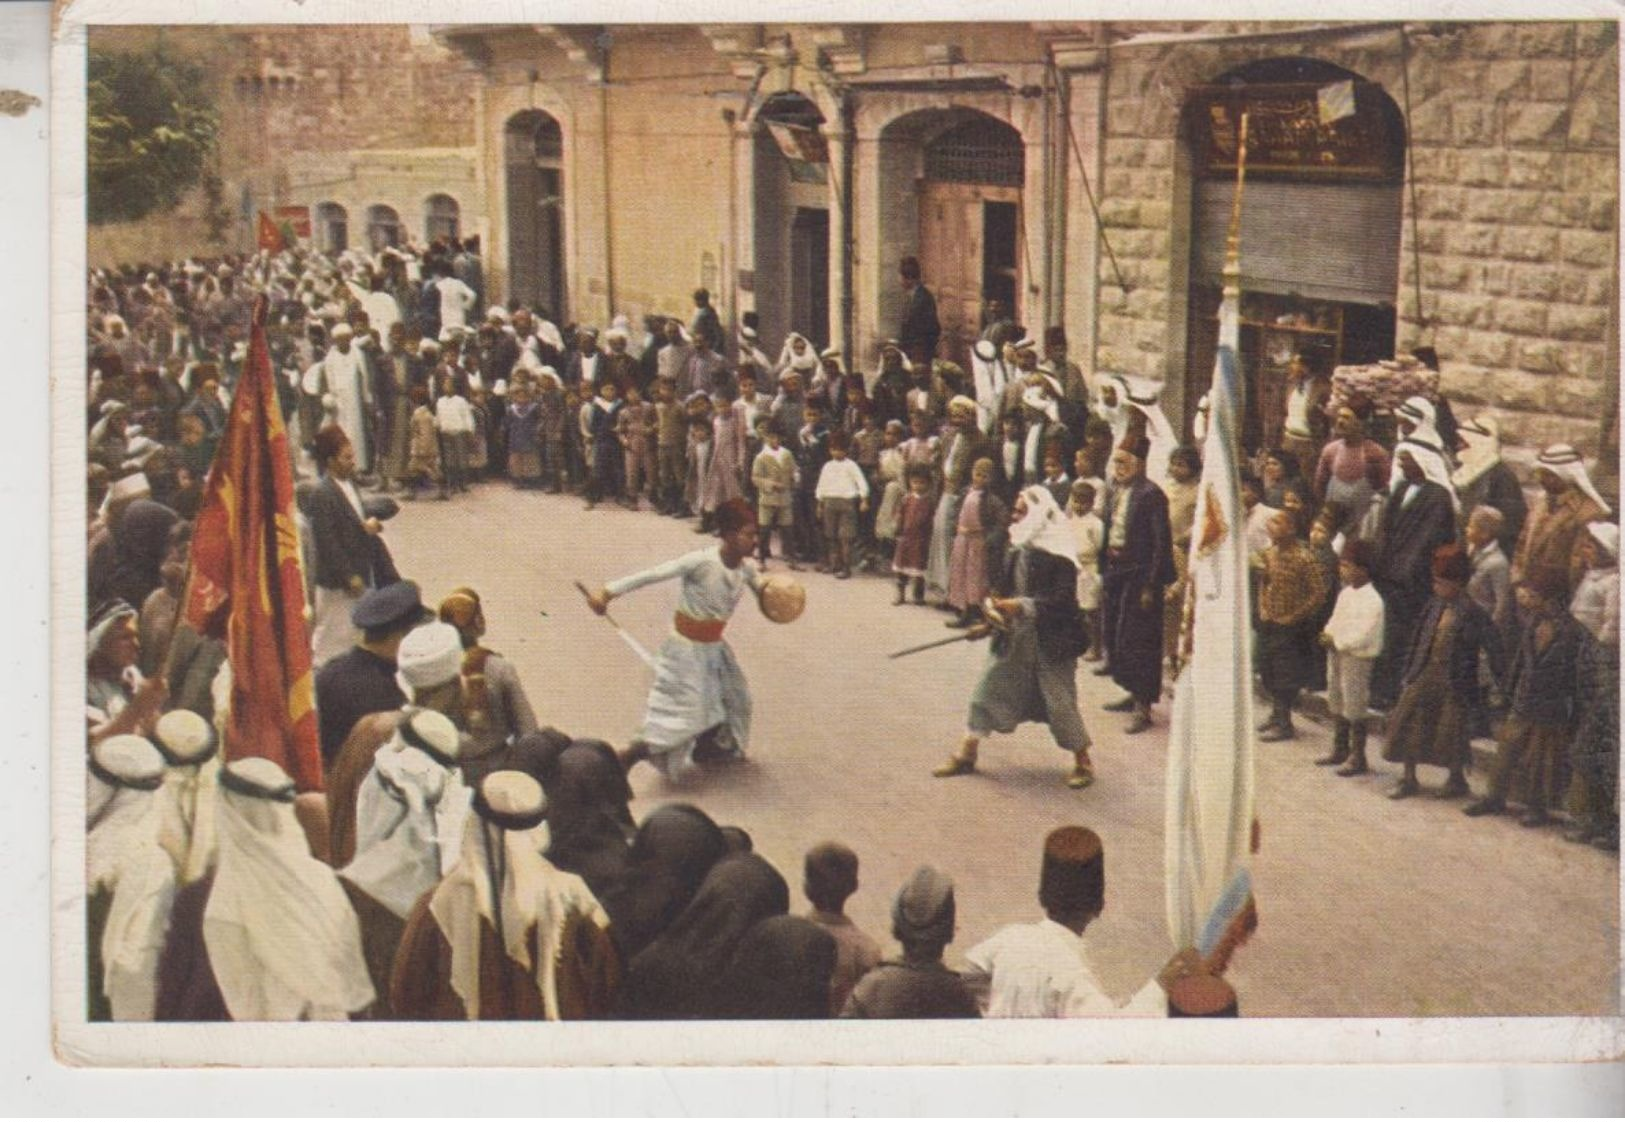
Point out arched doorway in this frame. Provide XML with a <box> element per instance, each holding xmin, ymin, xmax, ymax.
<box><xmin>1181</xmin><ymin>57</ymin><xmax>1406</xmax><ymax>450</ymax></box>
<box><xmin>505</xmin><ymin>110</ymin><xmax>566</xmax><ymax>319</ymax></box>
<box><xmin>424</xmin><ymin>193</ymin><xmax>460</xmax><ymax>242</ymax></box>
<box><xmin>879</xmin><ymin>108</ymin><xmax>1025</xmax><ymax>368</ymax></box>
<box><xmin>366</xmin><ymin>204</ymin><xmax>402</xmax><ymax>251</ymax></box>
<box><xmin>314</xmin><ymin>201</ymin><xmax>347</xmax><ymax>254</ymax></box>
<box><xmin>752</xmin><ymin>91</ymin><xmax>830</xmax><ymax>350</ymax></box>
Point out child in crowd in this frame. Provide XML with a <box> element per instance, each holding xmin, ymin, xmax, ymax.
<box><xmin>685</xmin><ymin>414</ymin><xmax>714</xmax><ymax>529</ymax></box>
<box><xmin>1316</xmin><ymin>539</ymin><xmax>1384</xmax><ymax>776</ymax></box>
<box><xmin>751</xmin><ymin>420</ymin><xmax>798</xmax><ymax>569</ymax></box>
<box><xmin>873</xmin><ymin>419</ymin><xmax>908</xmax><ymax>563</ymax></box>
<box><xmin>504</xmin><ymin>380</ymin><xmax>542</xmax><ymax>489</ymax></box>
<box><xmin>404</xmin><ymin>384</ymin><xmax>442</xmax><ymax>500</ymax></box>
<box><xmin>946</xmin><ymin>457</ymin><xmax>1005</xmax><ymax>629</ymax></box>
<box><xmin>653</xmin><ymin>377</ymin><xmax>686</xmax><ymax>514</ymax></box>
<box><xmin>1040</xmin><ymin>446</ymin><xmax>1071</xmax><ymax>510</ymax></box>
<box><xmin>585</xmin><ymin>379</ymin><xmax>624</xmax><ymax>510</ymax></box>
<box><xmin>1068</xmin><ymin>479</ymin><xmax>1104</xmax><ymax>659</ymax></box>
<box><xmin>892</xmin><ymin>463</ymin><xmax>935</xmax><ymax>606</ymax></box>
<box><xmin>535</xmin><ymin>370</ymin><xmax>569</xmax><ymax>493</ymax></box>
<box><xmin>617</xmin><ymin>382</ymin><xmax>656</xmax><ymax>509</ymax></box>
<box><xmin>434</xmin><ymin>373</ymin><xmax>475</xmax><ymax>495</ymax></box>
<box><xmin>796</xmin><ymin>399</ymin><xmax>831</xmax><ymax>566</ymax></box>
<box><xmin>802</xmin><ymin>843</ymin><xmax>883</xmax><ymax>1018</ymax></box>
<box><xmin>816</xmin><ymin>431</ymin><xmax>870</xmax><ymax>580</ymax></box>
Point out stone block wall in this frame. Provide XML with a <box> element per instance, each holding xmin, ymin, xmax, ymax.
<box><xmin>1093</xmin><ymin>20</ymin><xmax>1618</xmax><ymax>464</ymax></box>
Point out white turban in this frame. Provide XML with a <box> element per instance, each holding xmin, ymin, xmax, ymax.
<box><xmin>1009</xmin><ymin>484</ymin><xmax>1078</xmax><ymax>566</ymax></box>
<box><xmin>395</xmin><ymin>622</ymin><xmax>464</xmax><ymax>697</ymax></box>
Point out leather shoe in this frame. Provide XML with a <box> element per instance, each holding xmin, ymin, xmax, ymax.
<box><xmin>1065</xmin><ymin>764</ymin><xmax>1096</xmax><ymax>789</ymax></box>
<box><xmin>1387</xmin><ymin>779</ymin><xmax>1420</xmax><ymax>800</ymax></box>
<box><xmin>1091</xmin><ymin>664</ymin><xmax>1114</xmax><ymax>677</ymax></box>
<box><xmin>1124</xmin><ymin>713</ymin><xmax>1152</xmax><ymax>735</ymax></box>
<box><xmin>1433</xmin><ymin>777</ymin><xmax>1470</xmax><ymax>799</ymax></box>
<box><xmin>1334</xmin><ymin>760</ymin><xmax>1368</xmax><ymax>777</ymax></box>
<box><xmin>1519</xmin><ymin>809</ymin><xmax>1552</xmax><ymax>828</ymax></box>
<box><xmin>1258</xmin><ymin>724</ymin><xmax>1297</xmax><ymax>742</ymax></box>
<box><xmin>1463</xmin><ymin>797</ymin><xmax>1505</xmax><ymax>817</ymax></box>
<box><xmin>932</xmin><ymin>755</ymin><xmax>976</xmax><ymax>778</ymax></box>
<box><xmin>1102</xmin><ymin>696</ymin><xmax>1136</xmax><ymax>713</ymax></box>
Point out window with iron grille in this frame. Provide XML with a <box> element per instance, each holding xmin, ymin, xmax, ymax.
<box><xmin>924</xmin><ymin>118</ymin><xmax>1024</xmax><ymax>187</ymax></box>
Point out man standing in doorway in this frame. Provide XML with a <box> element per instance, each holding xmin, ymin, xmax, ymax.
<box><xmin>898</xmin><ymin>256</ymin><xmax>940</xmax><ymax>366</ymax></box>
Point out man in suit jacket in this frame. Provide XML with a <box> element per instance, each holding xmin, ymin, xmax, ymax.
<box><xmin>306</xmin><ymin>424</ymin><xmax>401</xmax><ymax>668</ymax></box>
<box><xmin>897</xmin><ymin>256</ymin><xmax>940</xmax><ymax>365</ymax></box>
<box><xmin>1370</xmin><ymin>447</ymin><xmax>1458</xmax><ymax>709</ymax></box>
<box><xmin>1098</xmin><ymin>434</ymin><xmax>1177</xmax><ymax>734</ymax></box>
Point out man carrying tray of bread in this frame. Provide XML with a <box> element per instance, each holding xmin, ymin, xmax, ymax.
<box><xmin>586</xmin><ymin>496</ymin><xmax>804</xmax><ymax>782</ymax></box>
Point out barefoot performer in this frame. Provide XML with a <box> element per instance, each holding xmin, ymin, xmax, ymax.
<box><xmin>586</xmin><ymin>497</ymin><xmax>804</xmax><ymax>780</ymax></box>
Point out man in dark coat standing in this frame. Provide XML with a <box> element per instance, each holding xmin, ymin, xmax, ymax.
<box><xmin>1370</xmin><ymin>446</ymin><xmax>1458</xmax><ymax>709</ymax></box>
<box><xmin>1099</xmin><ymin>433</ymin><xmax>1176</xmax><ymax>734</ymax></box>
<box><xmin>314</xmin><ymin>581</ymin><xmax>431</xmax><ymax>763</ymax></box>
<box><xmin>305</xmin><ymin>425</ymin><xmax>402</xmax><ymax>668</ymax></box>
<box><xmin>897</xmin><ymin>256</ymin><xmax>940</xmax><ymax>366</ymax></box>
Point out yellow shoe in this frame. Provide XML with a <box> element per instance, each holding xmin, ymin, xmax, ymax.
<box><xmin>932</xmin><ymin>754</ymin><xmax>976</xmax><ymax>778</ymax></box>
<box><xmin>1066</xmin><ymin>764</ymin><xmax>1096</xmax><ymax>790</ymax></box>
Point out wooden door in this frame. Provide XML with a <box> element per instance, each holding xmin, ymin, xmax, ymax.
<box><xmin>917</xmin><ymin>181</ymin><xmax>1021</xmax><ymax>368</ymax></box>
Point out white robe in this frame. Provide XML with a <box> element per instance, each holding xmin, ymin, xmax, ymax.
<box><xmin>964</xmin><ymin>919</ymin><xmax>1164</xmax><ymax>1018</ymax></box>
<box><xmin>320</xmin><ymin>345</ymin><xmax>372</xmax><ymax>468</ymax></box>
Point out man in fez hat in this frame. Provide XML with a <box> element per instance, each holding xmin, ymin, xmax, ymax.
<box><xmin>1098</xmin><ymin>432</ymin><xmax>1177</xmax><ymax>734</ymax></box>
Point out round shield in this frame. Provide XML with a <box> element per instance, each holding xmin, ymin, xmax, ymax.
<box><xmin>758</xmin><ymin>574</ymin><xmax>806</xmax><ymax>624</ymax></box>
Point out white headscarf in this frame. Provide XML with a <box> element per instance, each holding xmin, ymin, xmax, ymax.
<box><xmin>102</xmin><ymin>752</ymin><xmax>221</xmax><ymax>1022</ymax></box>
<box><xmin>1453</xmin><ymin>415</ymin><xmax>1502</xmax><ymax>490</ymax></box>
<box><xmin>340</xmin><ymin>728</ymin><xmax>470</xmax><ymax>918</ymax></box>
<box><xmin>776</xmin><ymin>332</ymin><xmax>819</xmax><ymax>376</ymax></box>
<box><xmin>203</xmin><ymin>759</ymin><xmax>374</xmax><ymax>1021</ymax></box>
<box><xmin>1095</xmin><ymin>373</ymin><xmax>1131</xmax><ymax>447</ymax></box>
<box><xmin>1537</xmin><ymin>444</ymin><xmax>1613</xmax><ymax>515</ymax></box>
<box><xmin>1009</xmin><ymin>484</ymin><xmax>1079</xmax><ymax>566</ymax></box>
<box><xmin>427</xmin><ymin>772</ymin><xmax>607</xmax><ymax>1021</ymax></box>
<box><xmin>1391</xmin><ymin>438</ymin><xmax>1460</xmax><ymax>513</ymax></box>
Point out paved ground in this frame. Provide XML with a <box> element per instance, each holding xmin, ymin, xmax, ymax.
<box><xmin>381</xmin><ymin>480</ymin><xmax>1620</xmax><ymax>1017</ymax></box>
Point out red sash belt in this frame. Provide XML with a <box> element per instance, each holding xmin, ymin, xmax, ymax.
<box><xmin>675</xmin><ymin>613</ymin><xmax>727</xmax><ymax>643</ymax></box>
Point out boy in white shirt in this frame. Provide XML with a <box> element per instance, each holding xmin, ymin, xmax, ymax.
<box><xmin>815</xmin><ymin>431</ymin><xmax>870</xmax><ymax>580</ymax></box>
<box><xmin>1316</xmin><ymin>538</ymin><xmax>1385</xmax><ymax>776</ymax></box>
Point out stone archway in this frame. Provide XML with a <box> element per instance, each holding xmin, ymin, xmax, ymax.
<box><xmin>505</xmin><ymin>109</ymin><xmax>567</xmax><ymax>319</ymax></box>
<box><xmin>750</xmin><ymin>90</ymin><xmax>832</xmax><ymax>351</ymax></box>
<box><xmin>877</xmin><ymin>107</ymin><xmax>1026</xmax><ymax>369</ymax></box>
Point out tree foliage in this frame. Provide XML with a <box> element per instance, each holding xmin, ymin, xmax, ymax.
<box><xmin>87</xmin><ymin>45</ymin><xmax>220</xmax><ymax>225</ymax></box>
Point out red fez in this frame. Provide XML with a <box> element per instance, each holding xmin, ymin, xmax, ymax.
<box><xmin>1167</xmin><ymin>973</ymin><xmax>1239</xmax><ymax>1018</ymax></box>
<box><xmin>1431</xmin><ymin>544</ymin><xmax>1471</xmax><ymax>585</ymax></box>
<box><xmin>1118</xmin><ymin>433</ymin><xmax>1151</xmax><ymax>461</ymax></box>
<box><xmin>1039</xmin><ymin>826</ymin><xmax>1104</xmax><ymax>919</ymax></box>
<box><xmin>714</xmin><ymin>497</ymin><xmax>757</xmax><ymax>534</ymax></box>
<box><xmin>1519</xmin><ymin>565</ymin><xmax>1570</xmax><ymax>604</ymax></box>
<box><xmin>313</xmin><ymin>424</ymin><xmax>351</xmax><ymax>466</ymax></box>
<box><xmin>1339</xmin><ymin>538</ymin><xmax>1377</xmax><ymax>573</ymax></box>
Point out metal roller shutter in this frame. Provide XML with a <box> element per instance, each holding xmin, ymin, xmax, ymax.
<box><xmin>1191</xmin><ymin>179</ymin><xmax>1403</xmax><ymax>306</ymax></box>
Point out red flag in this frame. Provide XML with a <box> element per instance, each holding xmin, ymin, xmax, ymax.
<box><xmin>256</xmin><ymin>211</ymin><xmax>285</xmax><ymax>254</ymax></box>
<box><xmin>183</xmin><ymin>295</ymin><xmax>323</xmax><ymax>792</ymax></box>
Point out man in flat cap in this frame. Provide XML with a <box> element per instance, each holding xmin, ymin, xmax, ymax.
<box><xmin>315</xmin><ymin>580</ymin><xmax>432</xmax><ymax>764</ymax></box>
<box><xmin>1099</xmin><ymin>433</ymin><xmax>1177</xmax><ymax>734</ymax></box>
<box><xmin>841</xmin><ymin>865</ymin><xmax>979</xmax><ymax>1019</ymax></box>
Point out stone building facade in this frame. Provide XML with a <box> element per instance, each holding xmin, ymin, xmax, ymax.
<box><xmin>88</xmin><ymin>25</ymin><xmax>481</xmax><ymax>266</ymax></box>
<box><xmin>436</xmin><ymin>19</ymin><xmax>1617</xmax><ymax>474</ymax></box>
